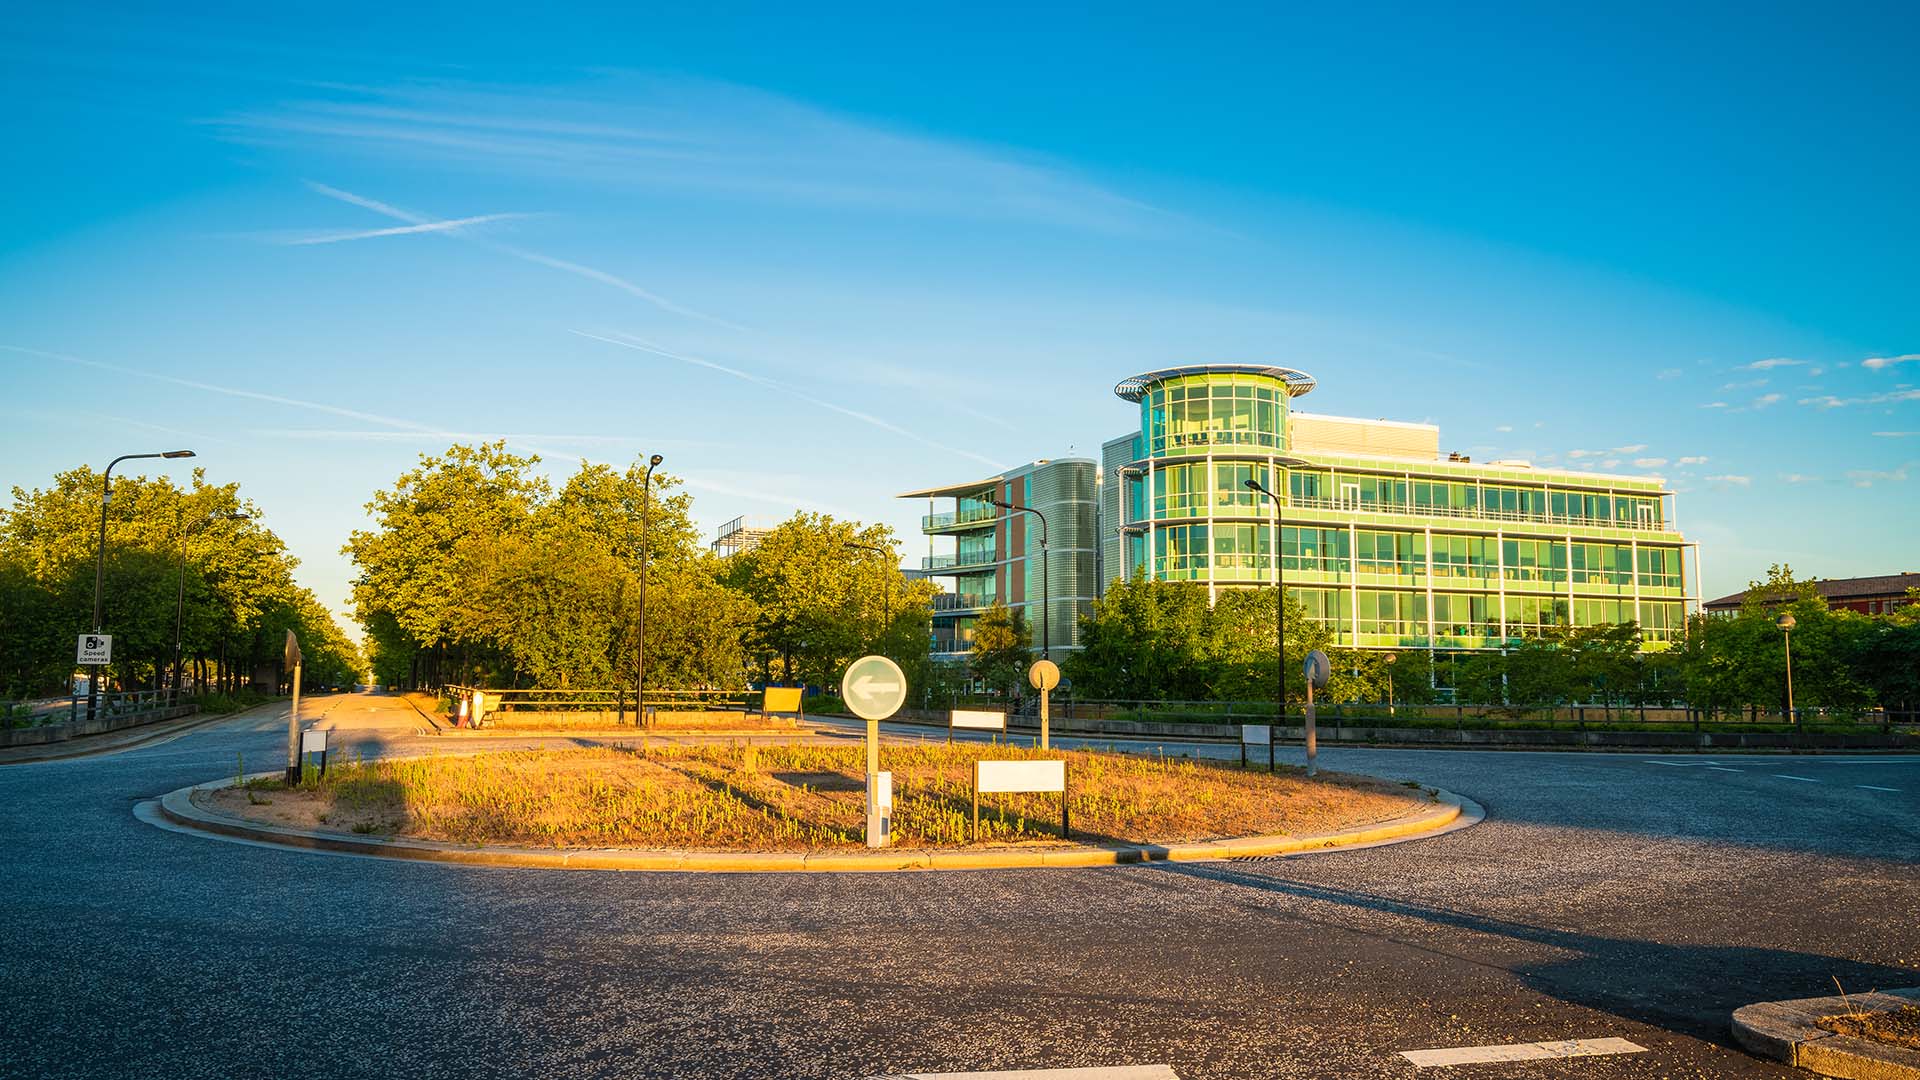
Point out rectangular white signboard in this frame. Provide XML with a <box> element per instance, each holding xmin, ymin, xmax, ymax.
<box><xmin>300</xmin><ymin>728</ymin><xmax>329</xmax><ymax>753</ymax></box>
<box><xmin>1241</xmin><ymin>723</ymin><xmax>1271</xmax><ymax>745</ymax></box>
<box><xmin>76</xmin><ymin>634</ymin><xmax>112</xmax><ymax>665</ymax></box>
<box><xmin>975</xmin><ymin>759</ymin><xmax>1066</xmax><ymax>794</ymax></box>
<box><xmin>950</xmin><ymin>709</ymin><xmax>1007</xmax><ymax>731</ymax></box>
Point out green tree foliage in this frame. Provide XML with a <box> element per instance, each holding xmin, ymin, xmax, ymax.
<box><xmin>0</xmin><ymin>466</ymin><xmax>358</xmax><ymax>698</ymax></box>
<box><xmin>968</xmin><ymin>601</ymin><xmax>1032</xmax><ymax>698</ymax></box>
<box><xmin>347</xmin><ymin>444</ymin><xmax>759</xmax><ymax>692</ymax></box>
<box><xmin>725</xmin><ymin>513</ymin><xmax>934</xmax><ymax>689</ymax></box>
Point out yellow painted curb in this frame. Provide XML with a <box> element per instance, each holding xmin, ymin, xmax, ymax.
<box><xmin>156</xmin><ymin>774</ymin><xmax>1477</xmax><ymax>873</ymax></box>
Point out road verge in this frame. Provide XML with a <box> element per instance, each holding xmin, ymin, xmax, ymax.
<box><xmin>1733</xmin><ymin>987</ymin><xmax>1920</xmax><ymax>1078</ymax></box>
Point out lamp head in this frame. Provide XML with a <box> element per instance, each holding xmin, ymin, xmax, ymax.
<box><xmin>1776</xmin><ymin>612</ymin><xmax>1797</xmax><ymax>631</ymax></box>
<box><xmin>162</xmin><ymin>449</ymin><xmax>197</xmax><ymax>459</ymax></box>
<box><xmin>1242</xmin><ymin>479</ymin><xmax>1260</xmax><ymax>491</ymax></box>
<box><xmin>648</xmin><ymin>454</ymin><xmax>663</xmax><ymax>468</ymax></box>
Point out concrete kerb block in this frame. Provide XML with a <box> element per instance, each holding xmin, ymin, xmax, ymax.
<box><xmin>1733</xmin><ymin>989</ymin><xmax>1920</xmax><ymax>1079</ymax></box>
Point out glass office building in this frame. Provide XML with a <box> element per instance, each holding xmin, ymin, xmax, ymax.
<box><xmin>902</xmin><ymin>458</ymin><xmax>1098</xmax><ymax>659</ymax></box>
<box><xmin>1099</xmin><ymin>364</ymin><xmax>1699</xmax><ymax>652</ymax></box>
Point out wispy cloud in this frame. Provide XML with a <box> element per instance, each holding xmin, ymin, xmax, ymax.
<box><xmin>1705</xmin><ymin>474</ymin><xmax>1752</xmax><ymax>487</ymax></box>
<box><xmin>1778</xmin><ymin>472</ymin><xmax>1813</xmax><ymax>484</ymax></box>
<box><xmin>1721</xmin><ymin>377</ymin><xmax>1768</xmax><ymax>390</ymax></box>
<box><xmin>1751</xmin><ymin>393</ymin><xmax>1784</xmax><ymax>409</ymax></box>
<box><xmin>1874</xmin><ymin>431</ymin><xmax>1920</xmax><ymax>438</ymax></box>
<box><xmin>1700</xmin><ymin>401</ymin><xmax>1729</xmax><ymax>410</ymax></box>
<box><xmin>1798</xmin><ymin>388</ymin><xmax>1920</xmax><ymax>409</ymax></box>
<box><xmin>1740</xmin><ymin>357</ymin><xmax>1805</xmax><ymax>371</ymax></box>
<box><xmin>1633</xmin><ymin>457</ymin><xmax>1668</xmax><ymax>469</ymax></box>
<box><xmin>572</xmin><ymin>329</ymin><xmax>1008</xmax><ymax>470</ymax></box>
<box><xmin>1847</xmin><ymin>466</ymin><xmax>1910</xmax><ymax>487</ymax></box>
<box><xmin>216</xmin><ymin>75</ymin><xmax>1159</xmax><ymax>233</ymax></box>
<box><xmin>1862</xmin><ymin>353</ymin><xmax>1920</xmax><ymax>371</ymax></box>
<box><xmin>1676</xmin><ymin>455</ymin><xmax>1710</xmax><ymax>466</ymax></box>
<box><xmin>1494</xmin><ymin>424</ymin><xmax>1513</xmax><ymax>433</ymax></box>
<box><xmin>282</xmin><ymin>211</ymin><xmax>530</xmax><ymax>245</ymax></box>
<box><xmin>302</xmin><ymin>182</ymin><xmax>740</xmax><ymax>329</ymax></box>
<box><xmin>1655</xmin><ymin>368</ymin><xmax>1682</xmax><ymax>380</ymax></box>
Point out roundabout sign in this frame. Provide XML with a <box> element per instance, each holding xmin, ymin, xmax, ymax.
<box><xmin>841</xmin><ymin>654</ymin><xmax>906</xmax><ymax>721</ymax></box>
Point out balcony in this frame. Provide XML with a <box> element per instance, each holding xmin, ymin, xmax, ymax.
<box><xmin>921</xmin><ymin>550</ymin><xmax>1003</xmax><ymax>572</ymax></box>
<box><xmin>922</xmin><ymin>506</ymin><xmax>1000</xmax><ymax>533</ymax></box>
<box><xmin>932</xmin><ymin>592</ymin><xmax>994</xmax><ymax>613</ymax></box>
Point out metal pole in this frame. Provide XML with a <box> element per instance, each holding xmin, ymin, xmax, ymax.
<box><xmin>284</xmin><ymin>661</ymin><xmax>302</xmax><ymax>785</ymax></box>
<box><xmin>1784</xmin><ymin>629</ymin><xmax>1795</xmax><ymax>728</ymax></box>
<box><xmin>987</xmin><ymin>501</ymin><xmax>1049</xmax><ymax>660</ymax></box>
<box><xmin>172</xmin><ymin>510</ymin><xmax>189</xmax><ymax>701</ymax></box>
<box><xmin>1305</xmin><ymin>676</ymin><xmax>1318</xmax><ymax>777</ymax></box>
<box><xmin>87</xmin><ymin>450</ymin><xmax>194</xmax><ymax>722</ymax></box>
<box><xmin>637</xmin><ymin>455</ymin><xmax>661</xmax><ymax>726</ymax></box>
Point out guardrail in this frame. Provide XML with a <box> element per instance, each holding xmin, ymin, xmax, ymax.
<box><xmin>442</xmin><ymin>685</ymin><xmax>758</xmax><ymax>717</ymax></box>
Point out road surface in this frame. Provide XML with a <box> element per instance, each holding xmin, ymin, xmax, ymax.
<box><xmin>2</xmin><ymin>692</ymin><xmax>1914</xmax><ymax>1079</ymax></box>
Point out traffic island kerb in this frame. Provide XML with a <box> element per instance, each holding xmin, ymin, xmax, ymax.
<box><xmin>153</xmin><ymin>775</ymin><xmax>1481</xmax><ymax>873</ymax></box>
<box><xmin>1733</xmin><ymin>988</ymin><xmax>1920</xmax><ymax>1079</ymax></box>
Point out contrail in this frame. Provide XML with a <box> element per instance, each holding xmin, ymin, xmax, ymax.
<box><xmin>286</xmin><ymin>212</ymin><xmax>529</xmax><ymax>245</ymax></box>
<box><xmin>5</xmin><ymin>345</ymin><xmax>439</xmax><ymax>433</ymax></box>
<box><xmin>303</xmin><ymin>182</ymin><xmax>742</xmax><ymax>330</ymax></box>
<box><xmin>571</xmin><ymin>330</ymin><xmax>1008</xmax><ymax>470</ymax></box>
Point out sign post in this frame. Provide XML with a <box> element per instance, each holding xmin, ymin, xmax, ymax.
<box><xmin>1027</xmin><ymin>659</ymin><xmax>1060</xmax><ymax>749</ymax></box>
<box><xmin>1240</xmin><ymin>723</ymin><xmax>1274</xmax><ymax>772</ymax></box>
<box><xmin>841</xmin><ymin>654</ymin><xmax>908</xmax><ymax>848</ymax></box>
<box><xmin>283</xmin><ymin>630</ymin><xmax>304</xmax><ymax>785</ymax></box>
<box><xmin>1302</xmin><ymin>648</ymin><xmax>1331</xmax><ymax>777</ymax></box>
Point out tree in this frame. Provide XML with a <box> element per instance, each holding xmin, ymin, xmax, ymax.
<box><xmin>969</xmin><ymin>602</ymin><xmax>1032</xmax><ymax>699</ymax></box>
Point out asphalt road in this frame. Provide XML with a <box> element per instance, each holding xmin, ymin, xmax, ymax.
<box><xmin>2</xmin><ymin>692</ymin><xmax>1915</xmax><ymax>1080</ymax></box>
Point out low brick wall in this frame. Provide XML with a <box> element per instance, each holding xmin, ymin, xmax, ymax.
<box><xmin>0</xmin><ymin>704</ymin><xmax>199</xmax><ymax>748</ymax></box>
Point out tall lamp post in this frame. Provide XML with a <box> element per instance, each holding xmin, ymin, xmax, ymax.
<box><xmin>636</xmin><ymin>454</ymin><xmax>662</xmax><ymax>725</ymax></box>
<box><xmin>174</xmin><ymin>510</ymin><xmax>249</xmax><ymax>700</ymax></box>
<box><xmin>1776</xmin><ymin>612</ymin><xmax>1797</xmax><ymax>728</ymax></box>
<box><xmin>843</xmin><ymin>541</ymin><xmax>893</xmax><ymax>653</ymax></box>
<box><xmin>90</xmin><ymin>450</ymin><xmax>195</xmax><ymax>722</ymax></box>
<box><xmin>1244</xmin><ymin>457</ymin><xmax>1309</xmax><ymax>725</ymax></box>
<box><xmin>986</xmin><ymin>498</ymin><xmax>1049</xmax><ymax>660</ymax></box>
<box><xmin>1383</xmin><ymin>651</ymin><xmax>1398</xmax><ymax>718</ymax></box>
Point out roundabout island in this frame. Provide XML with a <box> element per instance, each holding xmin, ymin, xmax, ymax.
<box><xmin>159</xmin><ymin>740</ymin><xmax>1475</xmax><ymax>871</ymax></box>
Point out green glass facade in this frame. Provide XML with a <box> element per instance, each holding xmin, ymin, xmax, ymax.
<box><xmin>1110</xmin><ymin>365</ymin><xmax>1697</xmax><ymax>652</ymax></box>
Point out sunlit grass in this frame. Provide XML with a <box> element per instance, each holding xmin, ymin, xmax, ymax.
<box><xmin>261</xmin><ymin>744</ymin><xmax>1430</xmax><ymax>851</ymax></box>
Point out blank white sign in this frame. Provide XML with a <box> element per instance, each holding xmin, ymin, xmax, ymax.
<box><xmin>1241</xmin><ymin>724</ymin><xmax>1271</xmax><ymax>745</ymax></box>
<box><xmin>976</xmin><ymin>759</ymin><xmax>1065</xmax><ymax>794</ymax></box>
<box><xmin>300</xmin><ymin>728</ymin><xmax>328</xmax><ymax>753</ymax></box>
<box><xmin>951</xmin><ymin>709</ymin><xmax>1007</xmax><ymax>731</ymax></box>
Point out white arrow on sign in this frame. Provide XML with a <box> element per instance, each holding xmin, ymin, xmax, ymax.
<box><xmin>852</xmin><ymin>675</ymin><xmax>901</xmax><ymax>699</ymax></box>
<box><xmin>840</xmin><ymin>655</ymin><xmax>908</xmax><ymax>721</ymax></box>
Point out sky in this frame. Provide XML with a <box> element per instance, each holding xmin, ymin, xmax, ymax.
<box><xmin>3</xmin><ymin>2</ymin><xmax>1917</xmax><ymax>635</ymax></box>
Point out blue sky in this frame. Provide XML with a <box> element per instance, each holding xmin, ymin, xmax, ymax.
<box><xmin>3</xmin><ymin>3</ymin><xmax>1916</xmax><ymax>630</ymax></box>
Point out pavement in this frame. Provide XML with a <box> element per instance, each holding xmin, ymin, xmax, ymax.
<box><xmin>2</xmin><ymin>691</ymin><xmax>1916</xmax><ymax>1079</ymax></box>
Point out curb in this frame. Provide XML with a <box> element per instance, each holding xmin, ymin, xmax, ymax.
<box><xmin>155</xmin><ymin>776</ymin><xmax>1478</xmax><ymax>874</ymax></box>
<box><xmin>1732</xmin><ymin>988</ymin><xmax>1920</xmax><ymax>1079</ymax></box>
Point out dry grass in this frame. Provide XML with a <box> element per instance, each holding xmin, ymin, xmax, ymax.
<box><xmin>475</xmin><ymin>710</ymin><xmax>801</xmax><ymax>733</ymax></box>
<box><xmin>1819</xmin><ymin>1004</ymin><xmax>1920</xmax><ymax>1050</ymax></box>
<box><xmin>206</xmin><ymin>744</ymin><xmax>1435</xmax><ymax>851</ymax></box>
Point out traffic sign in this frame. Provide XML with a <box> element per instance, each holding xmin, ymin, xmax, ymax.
<box><xmin>75</xmin><ymin>634</ymin><xmax>112</xmax><ymax>665</ymax></box>
<box><xmin>841</xmin><ymin>654</ymin><xmax>907</xmax><ymax>721</ymax></box>
<box><xmin>1027</xmin><ymin>658</ymin><xmax>1060</xmax><ymax>691</ymax></box>
<box><xmin>283</xmin><ymin>629</ymin><xmax>303</xmax><ymax>669</ymax></box>
<box><xmin>1303</xmin><ymin>649</ymin><xmax>1331</xmax><ymax>689</ymax></box>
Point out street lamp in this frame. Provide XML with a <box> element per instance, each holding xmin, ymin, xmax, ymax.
<box><xmin>90</xmin><ymin>450</ymin><xmax>195</xmax><ymax>721</ymax></box>
<box><xmin>1244</xmin><ymin>457</ymin><xmax>1310</xmax><ymax>725</ymax></box>
<box><xmin>843</xmin><ymin>541</ymin><xmax>893</xmax><ymax>653</ymax></box>
<box><xmin>986</xmin><ymin>498</ymin><xmax>1049</xmax><ymax>660</ymax></box>
<box><xmin>1776</xmin><ymin>612</ymin><xmax>1797</xmax><ymax>728</ymax></box>
<box><xmin>174</xmin><ymin>510</ymin><xmax>249</xmax><ymax>699</ymax></box>
<box><xmin>636</xmin><ymin>454</ymin><xmax>663</xmax><ymax>725</ymax></box>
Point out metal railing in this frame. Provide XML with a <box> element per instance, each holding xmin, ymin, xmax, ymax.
<box><xmin>1021</xmin><ymin>698</ymin><xmax>1918</xmax><ymax>734</ymax></box>
<box><xmin>442</xmin><ymin>685</ymin><xmax>758</xmax><ymax>723</ymax></box>
<box><xmin>1285</xmin><ymin>495</ymin><xmax>1666</xmax><ymax>532</ymax></box>
<box><xmin>922</xmin><ymin>550</ymin><xmax>1002</xmax><ymax>571</ymax></box>
<box><xmin>922</xmin><ymin>507</ymin><xmax>999</xmax><ymax>531</ymax></box>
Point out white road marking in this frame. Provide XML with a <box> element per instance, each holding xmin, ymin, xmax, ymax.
<box><xmin>1644</xmin><ymin>761</ymin><xmax>1697</xmax><ymax>767</ymax></box>
<box><xmin>1773</xmin><ymin>774</ymin><xmax>1820</xmax><ymax>783</ymax></box>
<box><xmin>1858</xmin><ymin>785</ymin><xmax>1901</xmax><ymax>792</ymax></box>
<box><xmin>1399</xmin><ymin>1037</ymin><xmax>1647</xmax><ymax>1067</ymax></box>
<box><xmin>1707</xmin><ymin>766</ymin><xmax>1743</xmax><ymax>773</ymax></box>
<box><xmin>879</xmin><ymin>1060</ymin><xmax>1175</xmax><ymax>1068</ymax></box>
